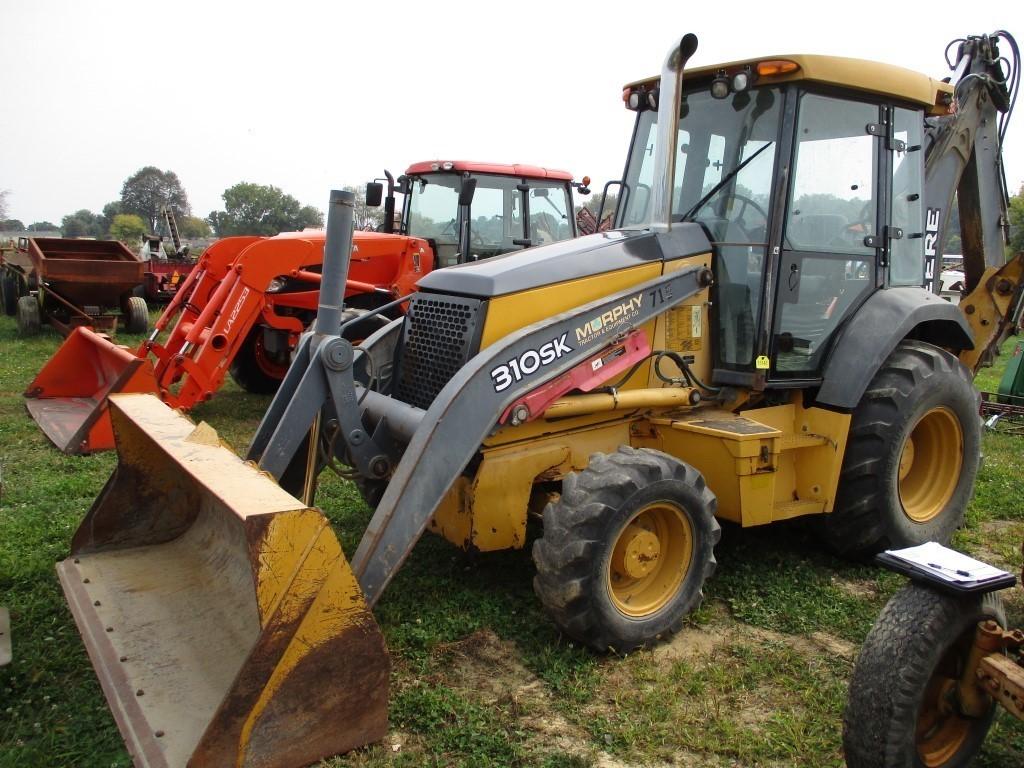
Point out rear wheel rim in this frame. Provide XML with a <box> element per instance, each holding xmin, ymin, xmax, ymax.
<box><xmin>898</xmin><ymin>407</ymin><xmax>963</xmax><ymax>523</ymax></box>
<box><xmin>607</xmin><ymin>502</ymin><xmax>692</xmax><ymax>617</ymax></box>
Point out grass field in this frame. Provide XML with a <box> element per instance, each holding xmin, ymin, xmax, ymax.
<box><xmin>1</xmin><ymin>315</ymin><xmax>1023</xmax><ymax>767</ymax></box>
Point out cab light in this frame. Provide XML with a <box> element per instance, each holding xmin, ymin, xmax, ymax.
<box><xmin>710</xmin><ymin>70</ymin><xmax>730</xmax><ymax>99</ymax></box>
<box><xmin>732</xmin><ymin>67</ymin><xmax>753</xmax><ymax>92</ymax></box>
<box><xmin>757</xmin><ymin>60</ymin><xmax>800</xmax><ymax>77</ymax></box>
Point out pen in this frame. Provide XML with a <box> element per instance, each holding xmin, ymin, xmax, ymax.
<box><xmin>928</xmin><ymin>562</ymin><xmax>972</xmax><ymax>577</ymax></box>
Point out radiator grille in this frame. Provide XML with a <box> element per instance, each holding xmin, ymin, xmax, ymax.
<box><xmin>394</xmin><ymin>294</ymin><xmax>485</xmax><ymax>410</ymax></box>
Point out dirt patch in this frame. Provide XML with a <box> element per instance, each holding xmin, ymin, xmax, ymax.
<box><xmin>831</xmin><ymin>575</ymin><xmax>879</xmax><ymax>600</ymax></box>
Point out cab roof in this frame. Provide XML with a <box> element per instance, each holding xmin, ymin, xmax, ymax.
<box><xmin>627</xmin><ymin>54</ymin><xmax>953</xmax><ymax>111</ymax></box>
<box><xmin>404</xmin><ymin>160</ymin><xmax>574</xmax><ymax>182</ymax></box>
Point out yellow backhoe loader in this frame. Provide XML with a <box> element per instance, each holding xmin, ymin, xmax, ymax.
<box><xmin>56</xmin><ymin>30</ymin><xmax>1020</xmax><ymax>767</ymax></box>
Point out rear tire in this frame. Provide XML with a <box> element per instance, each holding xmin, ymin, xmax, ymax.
<box><xmin>16</xmin><ymin>295</ymin><xmax>40</xmax><ymax>336</ymax></box>
<box><xmin>124</xmin><ymin>295</ymin><xmax>149</xmax><ymax>334</ymax></box>
<box><xmin>843</xmin><ymin>584</ymin><xmax>1005</xmax><ymax>767</ymax></box>
<box><xmin>1</xmin><ymin>272</ymin><xmax>19</xmax><ymax>316</ymax></box>
<box><xmin>818</xmin><ymin>341</ymin><xmax>980</xmax><ymax>556</ymax></box>
<box><xmin>533</xmin><ymin>446</ymin><xmax>720</xmax><ymax>653</ymax></box>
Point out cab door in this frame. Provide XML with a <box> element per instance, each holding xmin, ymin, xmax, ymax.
<box><xmin>770</xmin><ymin>93</ymin><xmax>882</xmax><ymax>379</ymax></box>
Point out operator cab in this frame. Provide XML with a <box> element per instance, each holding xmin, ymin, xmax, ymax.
<box><xmin>617</xmin><ymin>56</ymin><xmax>949</xmax><ymax>388</ymax></box>
<box><xmin>370</xmin><ymin>161</ymin><xmax>580</xmax><ymax>268</ymax></box>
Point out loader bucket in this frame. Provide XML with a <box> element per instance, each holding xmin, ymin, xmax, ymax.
<box><xmin>24</xmin><ymin>327</ymin><xmax>160</xmax><ymax>454</ymax></box>
<box><xmin>56</xmin><ymin>393</ymin><xmax>389</xmax><ymax>768</ymax></box>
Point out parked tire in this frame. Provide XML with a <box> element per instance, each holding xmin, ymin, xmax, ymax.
<box><xmin>533</xmin><ymin>446</ymin><xmax>720</xmax><ymax>653</ymax></box>
<box><xmin>123</xmin><ymin>295</ymin><xmax>149</xmax><ymax>335</ymax></box>
<box><xmin>339</xmin><ymin>306</ymin><xmax>391</xmax><ymax>344</ymax></box>
<box><xmin>818</xmin><ymin>341</ymin><xmax>980</xmax><ymax>556</ymax></box>
<box><xmin>230</xmin><ymin>328</ymin><xmax>290</xmax><ymax>395</ymax></box>
<box><xmin>1</xmin><ymin>272</ymin><xmax>19</xmax><ymax>316</ymax></box>
<box><xmin>16</xmin><ymin>295</ymin><xmax>40</xmax><ymax>336</ymax></box>
<box><xmin>844</xmin><ymin>584</ymin><xmax>1005</xmax><ymax>767</ymax></box>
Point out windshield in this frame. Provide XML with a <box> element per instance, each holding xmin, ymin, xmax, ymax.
<box><xmin>620</xmin><ymin>85</ymin><xmax>783</xmax><ymax>370</ymax></box>
<box><xmin>619</xmin><ymin>86</ymin><xmax>782</xmax><ymax>232</ymax></box>
<box><xmin>406</xmin><ymin>172</ymin><xmax>574</xmax><ymax>266</ymax></box>
<box><xmin>407</xmin><ymin>173</ymin><xmax>461</xmax><ymax>245</ymax></box>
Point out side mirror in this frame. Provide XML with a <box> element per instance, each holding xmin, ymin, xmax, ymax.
<box><xmin>458</xmin><ymin>177</ymin><xmax>477</xmax><ymax>207</ymax></box>
<box><xmin>365</xmin><ymin>182</ymin><xmax>383</xmax><ymax>207</ymax></box>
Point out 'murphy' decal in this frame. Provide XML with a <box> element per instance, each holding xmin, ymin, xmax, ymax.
<box><xmin>575</xmin><ymin>294</ymin><xmax>643</xmax><ymax>345</ymax></box>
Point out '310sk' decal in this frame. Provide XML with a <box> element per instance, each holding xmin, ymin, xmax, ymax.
<box><xmin>490</xmin><ymin>334</ymin><xmax>573</xmax><ymax>393</ymax></box>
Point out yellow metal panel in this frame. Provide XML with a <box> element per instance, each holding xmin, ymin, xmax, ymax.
<box><xmin>480</xmin><ymin>262</ymin><xmax>662</xmax><ymax>348</ymax></box>
<box><xmin>431</xmin><ymin>477</ymin><xmax>473</xmax><ymax>549</ymax></box>
<box><xmin>627</xmin><ymin>54</ymin><xmax>952</xmax><ymax>110</ymax></box>
<box><xmin>649</xmin><ymin>254</ymin><xmax>712</xmax><ymax>387</ymax></box>
<box><xmin>437</xmin><ymin>422</ymin><xmax>633</xmax><ymax>550</ymax></box>
<box><xmin>637</xmin><ymin>395</ymin><xmax>850</xmax><ymax>527</ymax></box>
<box><xmin>470</xmin><ymin>444</ymin><xmax>570</xmax><ymax>551</ymax></box>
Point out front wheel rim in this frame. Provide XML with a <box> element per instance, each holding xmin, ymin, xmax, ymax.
<box><xmin>607</xmin><ymin>502</ymin><xmax>692</xmax><ymax>617</ymax></box>
<box><xmin>899</xmin><ymin>407</ymin><xmax>964</xmax><ymax>523</ymax></box>
<box><xmin>916</xmin><ymin>631</ymin><xmax>986</xmax><ymax>766</ymax></box>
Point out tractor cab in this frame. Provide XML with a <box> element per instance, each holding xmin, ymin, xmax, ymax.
<box><xmin>618</xmin><ymin>56</ymin><xmax>952</xmax><ymax>387</ymax></box>
<box><xmin>369</xmin><ymin>161</ymin><xmax>582</xmax><ymax>268</ymax></box>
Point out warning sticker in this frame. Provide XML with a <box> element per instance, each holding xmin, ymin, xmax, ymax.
<box><xmin>666</xmin><ymin>305</ymin><xmax>703</xmax><ymax>352</ymax></box>
<box><xmin>756</xmin><ymin>355</ymin><xmax>770</xmax><ymax>370</ymax></box>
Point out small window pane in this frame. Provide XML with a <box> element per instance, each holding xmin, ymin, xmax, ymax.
<box><xmin>785</xmin><ymin>94</ymin><xmax>877</xmax><ymax>255</ymax></box>
<box><xmin>529</xmin><ymin>184</ymin><xmax>571</xmax><ymax>245</ymax></box>
<box><xmin>890</xmin><ymin>107</ymin><xmax>925</xmax><ymax>285</ymax></box>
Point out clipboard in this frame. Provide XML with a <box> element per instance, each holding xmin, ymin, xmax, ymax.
<box><xmin>876</xmin><ymin>542</ymin><xmax>1017</xmax><ymax>596</ymax></box>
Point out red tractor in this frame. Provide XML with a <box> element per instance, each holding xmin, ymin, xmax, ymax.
<box><xmin>26</xmin><ymin>160</ymin><xmax>589</xmax><ymax>454</ymax></box>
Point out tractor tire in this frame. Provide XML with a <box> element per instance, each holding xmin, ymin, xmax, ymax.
<box><xmin>1</xmin><ymin>272</ymin><xmax>19</xmax><ymax>316</ymax></box>
<box><xmin>230</xmin><ymin>328</ymin><xmax>289</xmax><ymax>395</ymax></box>
<box><xmin>124</xmin><ymin>296</ymin><xmax>149</xmax><ymax>335</ymax></box>
<box><xmin>533</xmin><ymin>446</ymin><xmax>720</xmax><ymax>653</ymax></box>
<box><xmin>16</xmin><ymin>295</ymin><xmax>41</xmax><ymax>336</ymax></box>
<box><xmin>340</xmin><ymin>307</ymin><xmax>391</xmax><ymax>344</ymax></box>
<box><xmin>818</xmin><ymin>341</ymin><xmax>980</xmax><ymax>556</ymax></box>
<box><xmin>843</xmin><ymin>584</ymin><xmax>1005</xmax><ymax>768</ymax></box>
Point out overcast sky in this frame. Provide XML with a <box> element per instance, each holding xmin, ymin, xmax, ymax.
<box><xmin>1</xmin><ymin>0</ymin><xmax>1022</xmax><ymax>225</ymax></box>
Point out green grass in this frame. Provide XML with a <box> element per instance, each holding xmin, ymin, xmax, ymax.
<box><xmin>1</xmin><ymin>316</ymin><xmax>1023</xmax><ymax>767</ymax></box>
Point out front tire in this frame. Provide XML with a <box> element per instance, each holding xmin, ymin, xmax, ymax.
<box><xmin>533</xmin><ymin>446</ymin><xmax>720</xmax><ymax>653</ymax></box>
<box><xmin>844</xmin><ymin>584</ymin><xmax>1005</xmax><ymax>767</ymax></box>
<box><xmin>819</xmin><ymin>341</ymin><xmax>980</xmax><ymax>556</ymax></box>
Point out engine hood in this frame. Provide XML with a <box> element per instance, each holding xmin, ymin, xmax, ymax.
<box><xmin>415</xmin><ymin>225</ymin><xmax>711</xmax><ymax>299</ymax></box>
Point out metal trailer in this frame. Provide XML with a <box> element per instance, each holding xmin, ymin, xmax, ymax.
<box><xmin>0</xmin><ymin>237</ymin><xmax>148</xmax><ymax>336</ymax></box>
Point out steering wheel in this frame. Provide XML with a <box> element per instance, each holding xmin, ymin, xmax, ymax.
<box><xmin>728</xmin><ymin>193</ymin><xmax>769</xmax><ymax>230</ymax></box>
<box><xmin>699</xmin><ymin>193</ymin><xmax>768</xmax><ymax>241</ymax></box>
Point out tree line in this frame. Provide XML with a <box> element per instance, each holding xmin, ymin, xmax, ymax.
<box><xmin>3</xmin><ymin>175</ymin><xmax>1023</xmax><ymax>252</ymax></box>
<box><xmin>0</xmin><ymin>168</ymin><xmax>325</xmax><ymax>242</ymax></box>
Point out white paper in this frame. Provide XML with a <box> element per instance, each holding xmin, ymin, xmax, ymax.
<box><xmin>884</xmin><ymin>541</ymin><xmax>1010</xmax><ymax>583</ymax></box>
